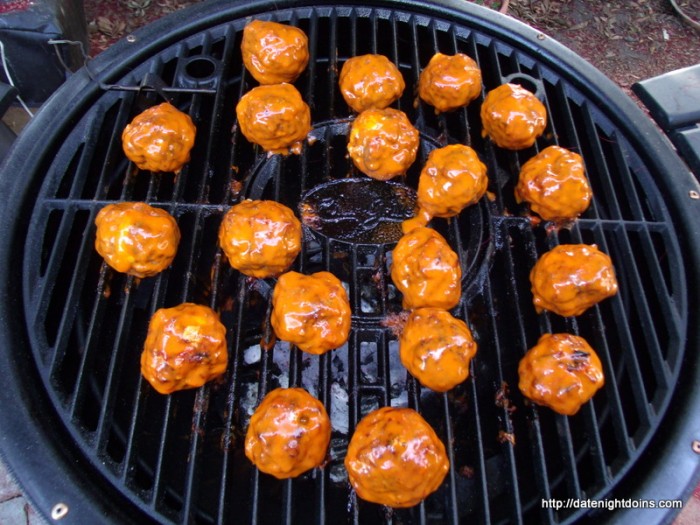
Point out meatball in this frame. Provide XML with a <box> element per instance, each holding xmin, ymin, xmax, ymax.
<box><xmin>122</xmin><ymin>102</ymin><xmax>196</xmax><ymax>173</ymax></box>
<box><xmin>345</xmin><ymin>407</ymin><xmax>449</xmax><ymax>508</ymax></box>
<box><xmin>218</xmin><ymin>200</ymin><xmax>301</xmax><ymax>278</ymax></box>
<box><xmin>399</xmin><ymin>308</ymin><xmax>477</xmax><ymax>392</ymax></box>
<box><xmin>339</xmin><ymin>54</ymin><xmax>405</xmax><ymax>112</ymax></box>
<box><xmin>141</xmin><ymin>303</ymin><xmax>228</xmax><ymax>395</ymax></box>
<box><xmin>391</xmin><ymin>227</ymin><xmax>461</xmax><ymax>310</ymax></box>
<box><xmin>480</xmin><ymin>83</ymin><xmax>547</xmax><ymax>150</ymax></box>
<box><xmin>347</xmin><ymin>108</ymin><xmax>420</xmax><ymax>180</ymax></box>
<box><xmin>271</xmin><ymin>271</ymin><xmax>351</xmax><ymax>355</ymax></box>
<box><xmin>518</xmin><ymin>333</ymin><xmax>605</xmax><ymax>415</ymax></box>
<box><xmin>245</xmin><ymin>387</ymin><xmax>331</xmax><ymax>479</ymax></box>
<box><xmin>418</xmin><ymin>52</ymin><xmax>482</xmax><ymax>113</ymax></box>
<box><xmin>94</xmin><ymin>202</ymin><xmax>180</xmax><ymax>278</ymax></box>
<box><xmin>241</xmin><ymin>19</ymin><xmax>309</xmax><ymax>85</ymax></box>
<box><xmin>530</xmin><ymin>244</ymin><xmax>618</xmax><ymax>317</ymax></box>
<box><xmin>417</xmin><ymin>144</ymin><xmax>488</xmax><ymax>219</ymax></box>
<box><xmin>515</xmin><ymin>145</ymin><xmax>592</xmax><ymax>222</ymax></box>
<box><xmin>236</xmin><ymin>83</ymin><xmax>311</xmax><ymax>155</ymax></box>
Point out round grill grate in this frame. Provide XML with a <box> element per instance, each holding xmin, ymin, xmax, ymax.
<box><xmin>0</xmin><ymin>1</ymin><xmax>698</xmax><ymax>524</ymax></box>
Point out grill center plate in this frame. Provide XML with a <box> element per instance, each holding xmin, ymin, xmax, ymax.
<box><xmin>299</xmin><ymin>178</ymin><xmax>416</xmax><ymax>244</ymax></box>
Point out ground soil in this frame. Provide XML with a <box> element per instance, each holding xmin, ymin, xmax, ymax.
<box><xmin>84</xmin><ymin>0</ymin><xmax>700</xmax><ymax>95</ymax></box>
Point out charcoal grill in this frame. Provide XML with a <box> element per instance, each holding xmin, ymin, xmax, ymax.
<box><xmin>0</xmin><ymin>1</ymin><xmax>699</xmax><ymax>524</ymax></box>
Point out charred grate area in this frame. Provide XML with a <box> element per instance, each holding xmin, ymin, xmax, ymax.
<box><xmin>12</xmin><ymin>3</ymin><xmax>690</xmax><ymax>525</ymax></box>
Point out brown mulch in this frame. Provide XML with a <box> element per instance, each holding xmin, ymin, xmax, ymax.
<box><xmin>84</xmin><ymin>0</ymin><xmax>700</xmax><ymax>91</ymax></box>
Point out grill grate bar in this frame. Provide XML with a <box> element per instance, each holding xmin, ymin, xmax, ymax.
<box><xmin>150</xmin><ymin>395</ymin><xmax>174</xmax><ymax>507</ymax></box>
<box><xmin>565</xmin><ymin>224</ymin><xmax>632</xmax><ymax>466</ymax></box>
<box><xmin>216</xmin><ymin>276</ymin><xmax>248</xmax><ymax>525</ymax></box>
<box><xmin>86</xmin><ymin>96</ymin><xmax>137</xmax><ymax>201</ymax></box>
<box><xmin>120</xmin><ymin>274</ymin><xmax>171</xmax><ymax>485</ymax></box>
<box><xmin>441</xmin><ymin>389</ymin><xmax>460</xmax><ymax>524</ymax></box>
<box><xmin>180</xmin><ymin>387</ymin><xmax>210</xmax><ymax>524</ymax></box>
<box><xmin>499</xmin><ymin>227</ymin><xmax>560</xmax><ymax>523</ymax></box>
<box><xmin>579</xmin><ymin>106</ymin><xmax>625</xmax><ymax>221</ymax></box>
<box><xmin>40</xmin><ymin>207</ymin><xmax>96</xmax><ymax>373</ymax></box>
<box><xmin>464</xmin><ymin>363</ymin><xmax>492</xmax><ymax>524</ymax></box>
<box><xmin>66</xmin><ymin>262</ymin><xmax>110</xmax><ymax>423</ymax></box>
<box><xmin>594</xmin><ymin>229</ymin><xmax>656</xmax><ymax>428</ymax></box>
<box><xmin>482</xmin><ymin>275</ymin><xmax>527</xmax><ymax>524</ymax></box>
<box><xmin>93</xmin><ymin>278</ymin><xmax>138</xmax><ymax>453</ymax></box>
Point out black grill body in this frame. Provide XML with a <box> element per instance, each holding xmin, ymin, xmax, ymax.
<box><xmin>0</xmin><ymin>1</ymin><xmax>698</xmax><ymax>524</ymax></box>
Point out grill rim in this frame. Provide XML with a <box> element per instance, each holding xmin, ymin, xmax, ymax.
<box><xmin>0</xmin><ymin>1</ymin><xmax>699</xmax><ymax>524</ymax></box>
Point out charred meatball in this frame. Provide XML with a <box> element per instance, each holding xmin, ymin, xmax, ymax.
<box><xmin>391</xmin><ymin>227</ymin><xmax>461</xmax><ymax>310</ymax></box>
<box><xmin>347</xmin><ymin>108</ymin><xmax>420</xmax><ymax>180</ymax></box>
<box><xmin>345</xmin><ymin>407</ymin><xmax>449</xmax><ymax>508</ymax></box>
<box><xmin>245</xmin><ymin>387</ymin><xmax>331</xmax><ymax>479</ymax></box>
<box><xmin>122</xmin><ymin>102</ymin><xmax>196</xmax><ymax>173</ymax></box>
<box><xmin>515</xmin><ymin>145</ymin><xmax>592</xmax><ymax>222</ymax></box>
<box><xmin>418</xmin><ymin>52</ymin><xmax>482</xmax><ymax>113</ymax></box>
<box><xmin>399</xmin><ymin>308</ymin><xmax>477</xmax><ymax>392</ymax></box>
<box><xmin>241</xmin><ymin>19</ymin><xmax>309</xmax><ymax>85</ymax></box>
<box><xmin>339</xmin><ymin>54</ymin><xmax>405</xmax><ymax>112</ymax></box>
<box><xmin>218</xmin><ymin>200</ymin><xmax>301</xmax><ymax>278</ymax></box>
<box><xmin>481</xmin><ymin>83</ymin><xmax>547</xmax><ymax>150</ymax></box>
<box><xmin>417</xmin><ymin>144</ymin><xmax>488</xmax><ymax>219</ymax></box>
<box><xmin>530</xmin><ymin>244</ymin><xmax>618</xmax><ymax>317</ymax></box>
<box><xmin>518</xmin><ymin>333</ymin><xmax>605</xmax><ymax>415</ymax></box>
<box><xmin>236</xmin><ymin>83</ymin><xmax>311</xmax><ymax>155</ymax></box>
<box><xmin>141</xmin><ymin>303</ymin><xmax>228</xmax><ymax>395</ymax></box>
<box><xmin>271</xmin><ymin>271</ymin><xmax>351</xmax><ymax>355</ymax></box>
<box><xmin>94</xmin><ymin>202</ymin><xmax>180</xmax><ymax>278</ymax></box>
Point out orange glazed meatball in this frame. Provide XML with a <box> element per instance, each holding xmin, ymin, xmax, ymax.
<box><xmin>530</xmin><ymin>244</ymin><xmax>618</xmax><ymax>317</ymax></box>
<box><xmin>399</xmin><ymin>308</ymin><xmax>477</xmax><ymax>392</ymax></box>
<box><xmin>481</xmin><ymin>83</ymin><xmax>547</xmax><ymax>150</ymax></box>
<box><xmin>518</xmin><ymin>333</ymin><xmax>605</xmax><ymax>415</ymax></box>
<box><xmin>94</xmin><ymin>202</ymin><xmax>180</xmax><ymax>278</ymax></box>
<box><xmin>347</xmin><ymin>108</ymin><xmax>420</xmax><ymax>180</ymax></box>
<box><xmin>241</xmin><ymin>20</ymin><xmax>309</xmax><ymax>85</ymax></box>
<box><xmin>218</xmin><ymin>200</ymin><xmax>301</xmax><ymax>278</ymax></box>
<box><xmin>245</xmin><ymin>388</ymin><xmax>331</xmax><ymax>479</ymax></box>
<box><xmin>391</xmin><ymin>227</ymin><xmax>461</xmax><ymax>310</ymax></box>
<box><xmin>122</xmin><ymin>102</ymin><xmax>196</xmax><ymax>173</ymax></box>
<box><xmin>271</xmin><ymin>271</ymin><xmax>351</xmax><ymax>355</ymax></box>
<box><xmin>339</xmin><ymin>54</ymin><xmax>405</xmax><ymax>112</ymax></box>
<box><xmin>418</xmin><ymin>52</ymin><xmax>482</xmax><ymax>113</ymax></box>
<box><xmin>236</xmin><ymin>83</ymin><xmax>311</xmax><ymax>155</ymax></box>
<box><xmin>417</xmin><ymin>144</ymin><xmax>488</xmax><ymax>218</ymax></box>
<box><xmin>515</xmin><ymin>145</ymin><xmax>592</xmax><ymax>221</ymax></box>
<box><xmin>141</xmin><ymin>303</ymin><xmax>228</xmax><ymax>395</ymax></box>
<box><xmin>345</xmin><ymin>407</ymin><xmax>449</xmax><ymax>508</ymax></box>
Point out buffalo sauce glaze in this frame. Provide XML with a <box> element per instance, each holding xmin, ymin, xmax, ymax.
<box><xmin>344</xmin><ymin>407</ymin><xmax>449</xmax><ymax>507</ymax></box>
<box><xmin>235</xmin><ymin>83</ymin><xmax>311</xmax><ymax>155</ymax></box>
<box><xmin>399</xmin><ymin>308</ymin><xmax>477</xmax><ymax>392</ymax></box>
<box><xmin>241</xmin><ymin>19</ymin><xmax>309</xmax><ymax>84</ymax></box>
<box><xmin>530</xmin><ymin>244</ymin><xmax>618</xmax><ymax>317</ymax></box>
<box><xmin>245</xmin><ymin>387</ymin><xmax>331</xmax><ymax>479</ymax></box>
<box><xmin>515</xmin><ymin>145</ymin><xmax>592</xmax><ymax>221</ymax></box>
<box><xmin>218</xmin><ymin>199</ymin><xmax>301</xmax><ymax>278</ymax></box>
<box><xmin>121</xmin><ymin>102</ymin><xmax>196</xmax><ymax>173</ymax></box>
<box><xmin>480</xmin><ymin>83</ymin><xmax>547</xmax><ymax>150</ymax></box>
<box><xmin>391</xmin><ymin>226</ymin><xmax>461</xmax><ymax>310</ymax></box>
<box><xmin>94</xmin><ymin>201</ymin><xmax>180</xmax><ymax>278</ymax></box>
<box><xmin>417</xmin><ymin>144</ymin><xmax>488</xmax><ymax>219</ymax></box>
<box><xmin>418</xmin><ymin>52</ymin><xmax>482</xmax><ymax>113</ymax></box>
<box><xmin>339</xmin><ymin>54</ymin><xmax>405</xmax><ymax>112</ymax></box>
<box><xmin>140</xmin><ymin>303</ymin><xmax>228</xmax><ymax>395</ymax></box>
<box><xmin>347</xmin><ymin>107</ymin><xmax>420</xmax><ymax>180</ymax></box>
<box><xmin>270</xmin><ymin>271</ymin><xmax>352</xmax><ymax>355</ymax></box>
<box><xmin>518</xmin><ymin>333</ymin><xmax>605</xmax><ymax>415</ymax></box>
